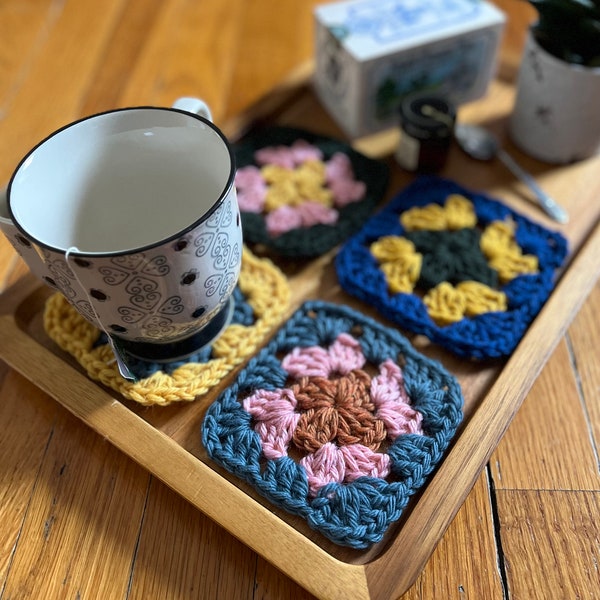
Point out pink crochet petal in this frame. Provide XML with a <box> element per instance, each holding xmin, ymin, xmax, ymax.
<box><xmin>370</xmin><ymin>360</ymin><xmax>409</xmax><ymax>405</ymax></box>
<box><xmin>243</xmin><ymin>389</ymin><xmax>300</xmax><ymax>460</ymax></box>
<box><xmin>255</xmin><ymin>146</ymin><xmax>296</xmax><ymax>168</ymax></box>
<box><xmin>237</xmin><ymin>185</ymin><xmax>266</xmax><ymax>213</ymax></box>
<box><xmin>281</xmin><ymin>345</ymin><xmax>332</xmax><ymax>378</ymax></box>
<box><xmin>235</xmin><ymin>165</ymin><xmax>265</xmax><ymax>189</ymax></box>
<box><xmin>254</xmin><ymin>412</ymin><xmax>301</xmax><ymax>459</ymax></box>
<box><xmin>330</xmin><ymin>179</ymin><xmax>366</xmax><ymax>207</ymax></box>
<box><xmin>371</xmin><ymin>359</ymin><xmax>423</xmax><ymax>439</ymax></box>
<box><xmin>297</xmin><ymin>201</ymin><xmax>339</xmax><ymax>227</ymax></box>
<box><xmin>377</xmin><ymin>403</ymin><xmax>423</xmax><ymax>438</ymax></box>
<box><xmin>290</xmin><ymin>139</ymin><xmax>323</xmax><ymax>164</ymax></box>
<box><xmin>265</xmin><ymin>205</ymin><xmax>303</xmax><ymax>236</ymax></box>
<box><xmin>340</xmin><ymin>444</ymin><xmax>391</xmax><ymax>482</ymax></box>
<box><xmin>326</xmin><ymin>333</ymin><xmax>366</xmax><ymax>374</ymax></box>
<box><xmin>243</xmin><ymin>388</ymin><xmax>297</xmax><ymax>421</ymax></box>
<box><xmin>325</xmin><ymin>152</ymin><xmax>354</xmax><ymax>181</ymax></box>
<box><xmin>300</xmin><ymin>442</ymin><xmax>346</xmax><ymax>496</ymax></box>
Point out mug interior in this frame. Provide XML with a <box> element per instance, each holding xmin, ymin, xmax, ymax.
<box><xmin>8</xmin><ymin>108</ymin><xmax>234</xmax><ymax>254</ymax></box>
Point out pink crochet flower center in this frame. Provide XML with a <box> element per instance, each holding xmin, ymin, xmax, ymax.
<box><xmin>242</xmin><ymin>334</ymin><xmax>423</xmax><ymax>497</ymax></box>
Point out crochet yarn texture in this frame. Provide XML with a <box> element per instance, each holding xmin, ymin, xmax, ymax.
<box><xmin>43</xmin><ymin>247</ymin><xmax>290</xmax><ymax>405</ymax></box>
<box><xmin>336</xmin><ymin>176</ymin><xmax>568</xmax><ymax>359</ymax></box>
<box><xmin>235</xmin><ymin>127</ymin><xmax>389</xmax><ymax>257</ymax></box>
<box><xmin>202</xmin><ymin>301</ymin><xmax>463</xmax><ymax>548</ymax></box>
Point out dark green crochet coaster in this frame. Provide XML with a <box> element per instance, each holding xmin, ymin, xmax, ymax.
<box><xmin>234</xmin><ymin>127</ymin><xmax>389</xmax><ymax>257</ymax></box>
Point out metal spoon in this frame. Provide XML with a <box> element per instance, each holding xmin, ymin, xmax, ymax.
<box><xmin>454</xmin><ymin>123</ymin><xmax>569</xmax><ymax>224</ymax></box>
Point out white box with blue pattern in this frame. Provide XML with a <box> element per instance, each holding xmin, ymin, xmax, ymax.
<box><xmin>314</xmin><ymin>0</ymin><xmax>505</xmax><ymax>138</ymax></box>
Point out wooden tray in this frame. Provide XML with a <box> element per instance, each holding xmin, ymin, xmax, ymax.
<box><xmin>1</xmin><ymin>70</ymin><xmax>600</xmax><ymax>599</ymax></box>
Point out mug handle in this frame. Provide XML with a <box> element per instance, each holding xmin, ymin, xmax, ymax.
<box><xmin>172</xmin><ymin>97</ymin><xmax>213</xmax><ymax>122</ymax></box>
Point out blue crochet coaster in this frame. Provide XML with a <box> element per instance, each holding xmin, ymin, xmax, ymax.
<box><xmin>202</xmin><ymin>301</ymin><xmax>463</xmax><ymax>548</ymax></box>
<box><xmin>335</xmin><ymin>176</ymin><xmax>568</xmax><ymax>359</ymax></box>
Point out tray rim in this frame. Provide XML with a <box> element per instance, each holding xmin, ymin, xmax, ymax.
<box><xmin>1</xmin><ymin>214</ymin><xmax>599</xmax><ymax>600</ymax></box>
<box><xmin>2</xmin><ymin>63</ymin><xmax>600</xmax><ymax>598</ymax></box>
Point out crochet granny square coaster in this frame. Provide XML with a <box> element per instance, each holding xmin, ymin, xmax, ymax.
<box><xmin>335</xmin><ymin>176</ymin><xmax>568</xmax><ymax>359</ymax></box>
<box><xmin>202</xmin><ymin>301</ymin><xmax>463</xmax><ymax>548</ymax></box>
<box><xmin>234</xmin><ymin>126</ymin><xmax>389</xmax><ymax>257</ymax></box>
<box><xmin>43</xmin><ymin>247</ymin><xmax>290</xmax><ymax>406</ymax></box>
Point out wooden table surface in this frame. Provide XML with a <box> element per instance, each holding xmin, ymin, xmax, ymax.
<box><xmin>1</xmin><ymin>1</ymin><xmax>599</xmax><ymax>599</ymax></box>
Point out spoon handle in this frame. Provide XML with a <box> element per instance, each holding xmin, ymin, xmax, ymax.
<box><xmin>497</xmin><ymin>149</ymin><xmax>569</xmax><ymax>223</ymax></box>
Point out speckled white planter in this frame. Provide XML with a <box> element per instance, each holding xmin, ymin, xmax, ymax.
<box><xmin>509</xmin><ymin>30</ymin><xmax>600</xmax><ymax>164</ymax></box>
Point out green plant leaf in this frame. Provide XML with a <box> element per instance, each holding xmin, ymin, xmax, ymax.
<box><xmin>526</xmin><ymin>0</ymin><xmax>600</xmax><ymax>65</ymax></box>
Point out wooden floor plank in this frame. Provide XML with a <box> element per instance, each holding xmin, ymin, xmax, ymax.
<box><xmin>0</xmin><ymin>0</ymin><xmax>56</xmax><ymax>106</ymax></box>
<box><xmin>496</xmin><ymin>489</ymin><xmax>600</xmax><ymax>600</ymax></box>
<box><xmin>224</xmin><ymin>0</ymin><xmax>323</xmax><ymax>119</ymax></box>
<box><xmin>116</xmin><ymin>0</ymin><xmax>245</xmax><ymax>122</ymax></box>
<box><xmin>78</xmin><ymin>0</ymin><xmax>168</xmax><ymax>116</ymax></box>
<box><xmin>567</xmin><ymin>282</ymin><xmax>600</xmax><ymax>463</ymax></box>
<box><xmin>490</xmin><ymin>337</ymin><xmax>600</xmax><ymax>492</ymax></box>
<box><xmin>252</xmin><ymin>557</ymin><xmax>317</xmax><ymax>600</ymax></box>
<box><xmin>0</xmin><ymin>371</ymin><xmax>57</xmax><ymax>591</ymax></box>
<box><xmin>406</xmin><ymin>470</ymin><xmax>505</xmax><ymax>600</ymax></box>
<box><xmin>128</xmin><ymin>477</ymin><xmax>256</xmax><ymax>600</ymax></box>
<box><xmin>1</xmin><ymin>407</ymin><xmax>149</xmax><ymax>599</ymax></box>
<box><xmin>0</xmin><ymin>0</ymin><xmax>127</xmax><ymax>183</ymax></box>
<box><xmin>249</xmin><ymin>467</ymin><xmax>505</xmax><ymax>600</ymax></box>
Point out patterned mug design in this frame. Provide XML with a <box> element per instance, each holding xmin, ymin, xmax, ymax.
<box><xmin>9</xmin><ymin>191</ymin><xmax>242</xmax><ymax>344</ymax></box>
<box><xmin>0</xmin><ymin>99</ymin><xmax>242</xmax><ymax>357</ymax></box>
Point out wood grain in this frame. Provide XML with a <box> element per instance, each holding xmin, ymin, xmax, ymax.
<box><xmin>567</xmin><ymin>283</ymin><xmax>600</xmax><ymax>458</ymax></box>
<box><xmin>1</xmin><ymin>1</ymin><xmax>600</xmax><ymax>599</ymax></box>
<box><xmin>490</xmin><ymin>339</ymin><xmax>600</xmax><ymax>491</ymax></box>
<box><xmin>496</xmin><ymin>490</ymin><xmax>600</xmax><ymax>599</ymax></box>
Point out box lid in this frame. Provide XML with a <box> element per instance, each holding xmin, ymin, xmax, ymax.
<box><xmin>315</xmin><ymin>0</ymin><xmax>505</xmax><ymax>61</ymax></box>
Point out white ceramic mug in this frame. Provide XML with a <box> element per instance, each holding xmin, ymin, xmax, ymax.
<box><xmin>1</xmin><ymin>98</ymin><xmax>242</xmax><ymax>377</ymax></box>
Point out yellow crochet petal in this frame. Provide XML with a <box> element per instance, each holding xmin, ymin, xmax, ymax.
<box><xmin>456</xmin><ymin>280</ymin><xmax>508</xmax><ymax>316</ymax></box>
<box><xmin>43</xmin><ymin>246</ymin><xmax>291</xmax><ymax>406</ymax></box>
<box><xmin>400</xmin><ymin>203</ymin><xmax>448</xmax><ymax>231</ymax></box>
<box><xmin>370</xmin><ymin>236</ymin><xmax>417</xmax><ymax>262</ymax></box>
<box><xmin>380</xmin><ymin>254</ymin><xmax>422</xmax><ymax>293</ymax></box>
<box><xmin>480</xmin><ymin>220</ymin><xmax>520</xmax><ymax>258</ymax></box>
<box><xmin>489</xmin><ymin>252</ymin><xmax>539</xmax><ymax>283</ymax></box>
<box><xmin>480</xmin><ymin>220</ymin><xmax>539</xmax><ymax>282</ymax></box>
<box><xmin>295</xmin><ymin>180</ymin><xmax>333</xmax><ymax>206</ymax></box>
<box><xmin>261</xmin><ymin>164</ymin><xmax>293</xmax><ymax>183</ymax></box>
<box><xmin>444</xmin><ymin>194</ymin><xmax>477</xmax><ymax>229</ymax></box>
<box><xmin>423</xmin><ymin>282</ymin><xmax>466</xmax><ymax>326</ymax></box>
<box><xmin>264</xmin><ymin>179</ymin><xmax>300</xmax><ymax>211</ymax></box>
<box><xmin>294</xmin><ymin>159</ymin><xmax>326</xmax><ymax>181</ymax></box>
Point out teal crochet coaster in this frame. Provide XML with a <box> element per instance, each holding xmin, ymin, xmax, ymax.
<box><xmin>202</xmin><ymin>301</ymin><xmax>463</xmax><ymax>548</ymax></box>
<box><xmin>234</xmin><ymin>127</ymin><xmax>389</xmax><ymax>257</ymax></box>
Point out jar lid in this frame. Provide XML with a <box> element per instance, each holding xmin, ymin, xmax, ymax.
<box><xmin>399</xmin><ymin>93</ymin><xmax>456</xmax><ymax>139</ymax></box>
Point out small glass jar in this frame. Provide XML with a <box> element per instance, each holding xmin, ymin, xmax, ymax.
<box><xmin>395</xmin><ymin>93</ymin><xmax>456</xmax><ymax>173</ymax></box>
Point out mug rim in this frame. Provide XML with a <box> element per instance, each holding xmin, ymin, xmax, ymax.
<box><xmin>6</xmin><ymin>105</ymin><xmax>237</xmax><ymax>258</ymax></box>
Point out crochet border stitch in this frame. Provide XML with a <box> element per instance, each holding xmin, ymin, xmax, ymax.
<box><xmin>202</xmin><ymin>301</ymin><xmax>463</xmax><ymax>548</ymax></box>
<box><xmin>335</xmin><ymin>176</ymin><xmax>568</xmax><ymax>359</ymax></box>
<box><xmin>235</xmin><ymin>127</ymin><xmax>390</xmax><ymax>257</ymax></box>
<box><xmin>43</xmin><ymin>246</ymin><xmax>291</xmax><ymax>405</ymax></box>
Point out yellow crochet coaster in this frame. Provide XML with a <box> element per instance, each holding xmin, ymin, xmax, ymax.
<box><xmin>43</xmin><ymin>247</ymin><xmax>291</xmax><ymax>406</ymax></box>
